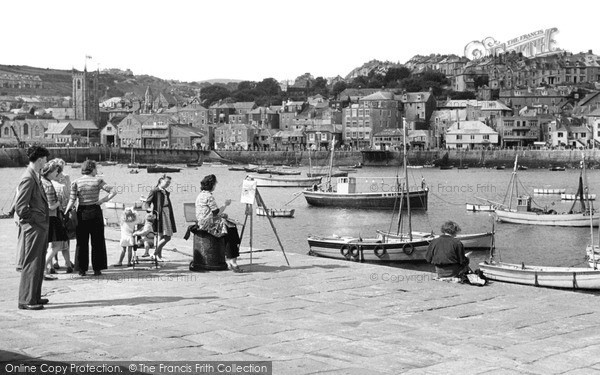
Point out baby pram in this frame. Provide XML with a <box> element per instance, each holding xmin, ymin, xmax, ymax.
<box><xmin>132</xmin><ymin>213</ymin><xmax>159</xmax><ymax>270</ymax></box>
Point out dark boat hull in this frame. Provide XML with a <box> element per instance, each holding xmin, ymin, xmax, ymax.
<box><xmin>303</xmin><ymin>189</ymin><xmax>428</xmax><ymax>210</ymax></box>
<box><xmin>307</xmin><ymin>236</ymin><xmax>431</xmax><ymax>263</ymax></box>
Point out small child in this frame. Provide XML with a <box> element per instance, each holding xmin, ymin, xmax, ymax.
<box><xmin>134</xmin><ymin>213</ymin><xmax>156</xmax><ymax>258</ymax></box>
<box><xmin>115</xmin><ymin>208</ymin><xmax>137</xmax><ymax>267</ymax></box>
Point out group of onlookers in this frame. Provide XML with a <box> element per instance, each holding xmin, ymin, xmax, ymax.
<box><xmin>13</xmin><ymin>146</ymin><xmax>243</xmax><ymax>310</ymax></box>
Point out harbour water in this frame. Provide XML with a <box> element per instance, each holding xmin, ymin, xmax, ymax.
<box><xmin>1</xmin><ymin>163</ymin><xmax>598</xmax><ymax>269</ymax></box>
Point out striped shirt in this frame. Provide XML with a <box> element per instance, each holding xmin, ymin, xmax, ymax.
<box><xmin>42</xmin><ymin>177</ymin><xmax>59</xmax><ymax>217</ymax></box>
<box><xmin>69</xmin><ymin>175</ymin><xmax>113</xmax><ymax>206</ymax></box>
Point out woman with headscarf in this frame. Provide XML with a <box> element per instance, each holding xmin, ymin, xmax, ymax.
<box><xmin>195</xmin><ymin>174</ymin><xmax>242</xmax><ymax>272</ymax></box>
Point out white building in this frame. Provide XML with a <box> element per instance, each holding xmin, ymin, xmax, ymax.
<box><xmin>445</xmin><ymin>120</ymin><xmax>499</xmax><ymax>149</ymax></box>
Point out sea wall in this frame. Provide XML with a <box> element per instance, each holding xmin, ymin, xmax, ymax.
<box><xmin>0</xmin><ymin>147</ymin><xmax>212</xmax><ymax>168</ymax></box>
<box><xmin>359</xmin><ymin>149</ymin><xmax>600</xmax><ymax>169</ymax></box>
<box><xmin>2</xmin><ymin>147</ymin><xmax>600</xmax><ymax>169</ymax></box>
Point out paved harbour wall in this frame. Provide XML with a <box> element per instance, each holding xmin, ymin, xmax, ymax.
<box><xmin>2</xmin><ymin>147</ymin><xmax>600</xmax><ymax>169</ymax></box>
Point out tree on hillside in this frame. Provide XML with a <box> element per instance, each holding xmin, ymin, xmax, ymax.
<box><xmin>311</xmin><ymin>77</ymin><xmax>329</xmax><ymax>97</ymax></box>
<box><xmin>384</xmin><ymin>67</ymin><xmax>411</xmax><ymax>87</ymax></box>
<box><xmin>201</xmin><ymin>85</ymin><xmax>230</xmax><ymax>106</ymax></box>
<box><xmin>331</xmin><ymin>81</ymin><xmax>347</xmax><ymax>99</ymax></box>
<box><xmin>256</xmin><ymin>78</ymin><xmax>281</xmax><ymax>97</ymax></box>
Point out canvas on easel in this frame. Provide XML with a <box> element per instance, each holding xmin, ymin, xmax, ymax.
<box><xmin>239</xmin><ymin>177</ymin><xmax>290</xmax><ymax>266</ymax></box>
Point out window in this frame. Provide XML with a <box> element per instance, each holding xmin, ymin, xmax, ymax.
<box><xmin>470</xmin><ymin>135</ymin><xmax>475</xmax><ymax>140</ymax></box>
<box><xmin>23</xmin><ymin>124</ymin><xmax>28</xmax><ymax>135</ymax></box>
<box><xmin>456</xmin><ymin>135</ymin><xmax>462</xmax><ymax>140</ymax></box>
<box><xmin>483</xmin><ymin>135</ymin><xmax>490</xmax><ymax>140</ymax></box>
<box><xmin>321</xmin><ymin>133</ymin><xmax>327</xmax><ymax>141</ymax></box>
<box><xmin>77</xmin><ymin>79</ymin><xmax>81</xmax><ymax>89</ymax></box>
<box><xmin>558</xmin><ymin>132</ymin><xmax>563</xmax><ymax>137</ymax></box>
<box><xmin>3</xmin><ymin>127</ymin><xmax>8</xmax><ymax>136</ymax></box>
<box><xmin>581</xmin><ymin>133</ymin><xmax>586</xmax><ymax>138</ymax></box>
<box><xmin>309</xmin><ymin>134</ymin><xmax>315</xmax><ymax>140</ymax></box>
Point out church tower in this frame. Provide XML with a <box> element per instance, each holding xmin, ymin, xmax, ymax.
<box><xmin>72</xmin><ymin>68</ymin><xmax>100</xmax><ymax>124</ymax></box>
<box><xmin>144</xmin><ymin>86</ymin><xmax>153</xmax><ymax>113</ymax></box>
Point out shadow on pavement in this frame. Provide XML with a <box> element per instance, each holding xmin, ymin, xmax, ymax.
<box><xmin>44</xmin><ymin>295</ymin><xmax>217</xmax><ymax>309</ymax></box>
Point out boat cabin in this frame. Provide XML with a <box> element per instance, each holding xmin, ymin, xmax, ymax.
<box><xmin>516</xmin><ymin>196</ymin><xmax>532</xmax><ymax>212</ymax></box>
<box><xmin>337</xmin><ymin>177</ymin><xmax>357</xmax><ymax>194</ymax></box>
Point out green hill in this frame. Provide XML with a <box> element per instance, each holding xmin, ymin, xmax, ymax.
<box><xmin>0</xmin><ymin>64</ymin><xmax>207</xmax><ymax>102</ymax></box>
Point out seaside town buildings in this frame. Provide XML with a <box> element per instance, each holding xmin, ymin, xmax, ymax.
<box><xmin>2</xmin><ymin>47</ymin><xmax>600</xmax><ymax>150</ymax></box>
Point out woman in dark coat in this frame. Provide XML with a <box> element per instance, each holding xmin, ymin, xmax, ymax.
<box><xmin>145</xmin><ymin>175</ymin><xmax>176</xmax><ymax>261</ymax></box>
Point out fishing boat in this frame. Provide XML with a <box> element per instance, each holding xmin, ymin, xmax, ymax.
<box><xmin>549</xmin><ymin>166</ymin><xmax>566</xmax><ymax>171</ymax></box>
<box><xmin>307</xmin><ymin>123</ymin><xmax>432</xmax><ymax>263</ymax></box>
<box><xmin>303</xmin><ymin>176</ymin><xmax>428</xmax><ymax>210</ymax></box>
<box><xmin>248</xmin><ymin>174</ymin><xmax>322</xmax><ymax>188</ymax></box>
<box><xmin>439</xmin><ymin>165</ymin><xmax>454</xmax><ymax>170</ymax></box>
<box><xmin>466</xmin><ymin>203</ymin><xmax>495</xmax><ymax>212</ymax></box>
<box><xmin>303</xmin><ymin>139</ymin><xmax>428</xmax><ymax>210</ymax></box>
<box><xmin>147</xmin><ymin>165</ymin><xmax>181</xmax><ymax>173</ymax></box>
<box><xmin>256</xmin><ymin>207</ymin><xmax>295</xmax><ymax>218</ymax></box>
<box><xmin>517</xmin><ymin>165</ymin><xmax>528</xmax><ymax>171</ymax></box>
<box><xmin>496</xmin><ymin>165</ymin><xmax>506</xmax><ymax>170</ymax></box>
<box><xmin>186</xmin><ymin>162</ymin><xmax>203</xmax><ymax>168</ymax></box>
<box><xmin>493</xmin><ymin>155</ymin><xmax>599</xmax><ymax>227</ymax></box>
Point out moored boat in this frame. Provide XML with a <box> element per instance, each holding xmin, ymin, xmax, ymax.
<box><xmin>376</xmin><ymin>230</ymin><xmax>493</xmax><ymax>250</ymax></box>
<box><xmin>466</xmin><ymin>203</ymin><xmax>495</xmax><ymax>212</ymax></box>
<box><xmin>549</xmin><ymin>166</ymin><xmax>566</xmax><ymax>171</ymax></box>
<box><xmin>249</xmin><ymin>174</ymin><xmax>322</xmax><ymax>188</ymax></box>
<box><xmin>307</xmin><ymin>235</ymin><xmax>431</xmax><ymax>263</ymax></box>
<box><xmin>147</xmin><ymin>165</ymin><xmax>181</xmax><ymax>173</ymax></box>
<box><xmin>494</xmin><ymin>155</ymin><xmax>598</xmax><ymax>227</ymax></box>
<box><xmin>303</xmin><ymin>176</ymin><xmax>428</xmax><ymax>210</ymax></box>
<box><xmin>479</xmin><ymin>261</ymin><xmax>600</xmax><ymax>290</ymax></box>
<box><xmin>256</xmin><ymin>207</ymin><xmax>295</xmax><ymax>218</ymax></box>
<box><xmin>533</xmin><ymin>188</ymin><xmax>565</xmax><ymax>195</ymax></box>
<box><xmin>561</xmin><ymin>193</ymin><xmax>596</xmax><ymax>201</ymax></box>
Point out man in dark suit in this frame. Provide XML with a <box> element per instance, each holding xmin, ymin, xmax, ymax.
<box><xmin>15</xmin><ymin>146</ymin><xmax>50</xmax><ymax>310</ymax></box>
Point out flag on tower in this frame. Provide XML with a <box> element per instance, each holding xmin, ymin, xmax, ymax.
<box><xmin>85</xmin><ymin>55</ymin><xmax>92</xmax><ymax>59</ymax></box>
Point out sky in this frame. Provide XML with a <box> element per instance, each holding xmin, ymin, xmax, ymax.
<box><xmin>2</xmin><ymin>0</ymin><xmax>599</xmax><ymax>83</ymax></box>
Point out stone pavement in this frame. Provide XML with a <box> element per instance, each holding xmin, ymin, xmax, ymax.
<box><xmin>2</xmin><ymin>219</ymin><xmax>600</xmax><ymax>374</ymax></box>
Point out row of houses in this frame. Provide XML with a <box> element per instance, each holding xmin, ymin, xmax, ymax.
<box><xmin>3</xmin><ymin>82</ymin><xmax>600</xmax><ymax>150</ymax></box>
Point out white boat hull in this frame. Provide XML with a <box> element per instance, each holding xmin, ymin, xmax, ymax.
<box><xmin>479</xmin><ymin>261</ymin><xmax>600</xmax><ymax>290</ymax></box>
<box><xmin>466</xmin><ymin>203</ymin><xmax>495</xmax><ymax>212</ymax></box>
<box><xmin>256</xmin><ymin>207</ymin><xmax>295</xmax><ymax>218</ymax></box>
<box><xmin>561</xmin><ymin>194</ymin><xmax>596</xmax><ymax>201</ymax></box>
<box><xmin>377</xmin><ymin>231</ymin><xmax>493</xmax><ymax>250</ymax></box>
<box><xmin>249</xmin><ymin>175</ymin><xmax>322</xmax><ymax>187</ymax></box>
<box><xmin>494</xmin><ymin>209</ymin><xmax>599</xmax><ymax>227</ymax></box>
<box><xmin>533</xmin><ymin>188</ymin><xmax>565</xmax><ymax>195</ymax></box>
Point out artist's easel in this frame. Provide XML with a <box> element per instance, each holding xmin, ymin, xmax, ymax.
<box><xmin>238</xmin><ymin>181</ymin><xmax>289</xmax><ymax>266</ymax></box>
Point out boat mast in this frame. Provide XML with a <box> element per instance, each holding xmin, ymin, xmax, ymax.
<box><xmin>327</xmin><ymin>139</ymin><xmax>335</xmax><ymax>190</ymax></box>
<box><xmin>403</xmin><ymin>118</ymin><xmax>412</xmax><ymax>240</ymax></box>
<box><xmin>506</xmin><ymin>155</ymin><xmax>518</xmax><ymax>210</ymax></box>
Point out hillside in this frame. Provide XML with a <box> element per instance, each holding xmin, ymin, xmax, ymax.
<box><xmin>0</xmin><ymin>64</ymin><xmax>207</xmax><ymax>102</ymax></box>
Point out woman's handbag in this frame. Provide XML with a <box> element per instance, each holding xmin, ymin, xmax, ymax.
<box><xmin>63</xmin><ymin>209</ymin><xmax>78</xmax><ymax>240</ymax></box>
